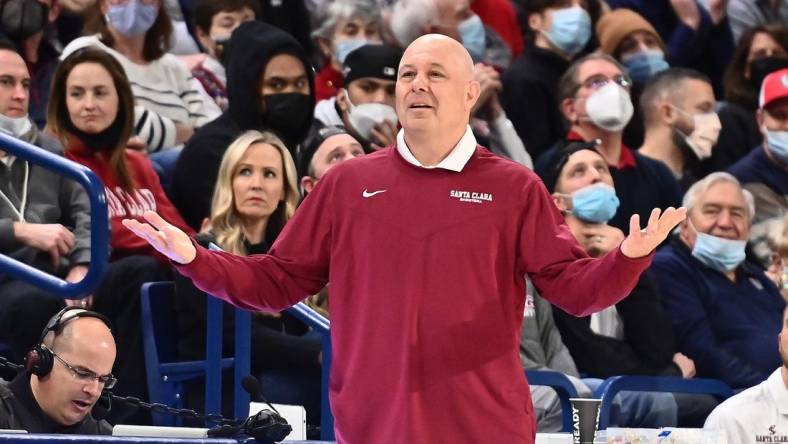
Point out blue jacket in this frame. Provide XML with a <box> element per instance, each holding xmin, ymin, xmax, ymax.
<box><xmin>652</xmin><ymin>237</ymin><xmax>785</xmax><ymax>389</ymax></box>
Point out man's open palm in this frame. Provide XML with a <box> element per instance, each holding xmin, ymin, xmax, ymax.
<box><xmin>122</xmin><ymin>211</ymin><xmax>196</xmax><ymax>264</ymax></box>
<box><xmin>620</xmin><ymin>207</ymin><xmax>687</xmax><ymax>259</ymax></box>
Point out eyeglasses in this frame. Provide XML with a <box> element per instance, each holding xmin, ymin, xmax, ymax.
<box><xmin>577</xmin><ymin>74</ymin><xmax>632</xmax><ymax>92</ymax></box>
<box><xmin>49</xmin><ymin>348</ymin><xmax>117</xmax><ymax>389</ymax></box>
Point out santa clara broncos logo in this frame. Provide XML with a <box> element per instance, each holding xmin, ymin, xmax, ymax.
<box><xmin>770</xmin><ymin>425</ymin><xmax>777</xmax><ymax>435</ymax></box>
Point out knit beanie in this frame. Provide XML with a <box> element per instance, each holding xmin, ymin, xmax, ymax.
<box><xmin>596</xmin><ymin>9</ymin><xmax>664</xmax><ymax>56</ymax></box>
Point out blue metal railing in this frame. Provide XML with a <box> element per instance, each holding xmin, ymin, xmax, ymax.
<box><xmin>207</xmin><ymin>242</ymin><xmax>251</xmax><ymax>422</ymax></box>
<box><xmin>0</xmin><ymin>132</ymin><xmax>108</xmax><ymax>298</ymax></box>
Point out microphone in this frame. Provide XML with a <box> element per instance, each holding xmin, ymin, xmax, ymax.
<box><xmin>91</xmin><ymin>392</ymin><xmax>111</xmax><ymax>421</ymax></box>
<box><xmin>238</xmin><ymin>375</ymin><xmax>292</xmax><ymax>443</ymax></box>
<box><xmin>241</xmin><ymin>375</ymin><xmax>281</xmax><ymax>415</ymax></box>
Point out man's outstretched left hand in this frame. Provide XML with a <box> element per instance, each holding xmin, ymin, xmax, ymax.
<box><xmin>620</xmin><ymin>207</ymin><xmax>687</xmax><ymax>259</ymax></box>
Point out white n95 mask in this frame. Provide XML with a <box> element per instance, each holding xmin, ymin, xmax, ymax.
<box><xmin>584</xmin><ymin>83</ymin><xmax>634</xmax><ymax>132</ymax></box>
<box><xmin>345</xmin><ymin>91</ymin><xmax>398</xmax><ymax>141</ymax></box>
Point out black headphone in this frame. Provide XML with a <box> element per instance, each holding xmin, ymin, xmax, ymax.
<box><xmin>24</xmin><ymin>306</ymin><xmax>113</xmax><ymax>377</ymax></box>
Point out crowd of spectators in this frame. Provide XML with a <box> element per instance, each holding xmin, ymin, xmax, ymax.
<box><xmin>0</xmin><ymin>0</ymin><xmax>786</xmax><ymax>437</ymax></box>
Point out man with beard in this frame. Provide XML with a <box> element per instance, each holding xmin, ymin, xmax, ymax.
<box><xmin>170</xmin><ymin>20</ymin><xmax>315</xmax><ymax>230</ymax></box>
<box><xmin>639</xmin><ymin>68</ymin><xmax>722</xmax><ymax>192</ymax></box>
<box><xmin>705</xmin><ymin>306</ymin><xmax>788</xmax><ymax>442</ymax></box>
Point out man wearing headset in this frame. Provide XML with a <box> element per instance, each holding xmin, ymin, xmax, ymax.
<box><xmin>0</xmin><ymin>308</ymin><xmax>116</xmax><ymax>434</ymax></box>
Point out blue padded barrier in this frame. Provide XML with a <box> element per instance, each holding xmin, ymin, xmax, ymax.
<box><xmin>525</xmin><ymin>369</ymin><xmax>579</xmax><ymax>432</ymax></box>
<box><xmin>593</xmin><ymin>375</ymin><xmax>734</xmax><ymax>429</ymax></box>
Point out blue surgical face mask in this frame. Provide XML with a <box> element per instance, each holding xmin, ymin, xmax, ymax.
<box><xmin>105</xmin><ymin>0</ymin><xmax>158</xmax><ymax>38</ymax></box>
<box><xmin>765</xmin><ymin>128</ymin><xmax>788</xmax><ymax>164</ymax></box>
<box><xmin>622</xmin><ymin>49</ymin><xmax>669</xmax><ymax>84</ymax></box>
<box><xmin>458</xmin><ymin>14</ymin><xmax>486</xmax><ymax>62</ymax></box>
<box><xmin>568</xmin><ymin>183</ymin><xmax>620</xmax><ymax>223</ymax></box>
<box><xmin>334</xmin><ymin>39</ymin><xmax>368</xmax><ymax>65</ymax></box>
<box><xmin>691</xmin><ymin>232</ymin><xmax>747</xmax><ymax>272</ymax></box>
<box><xmin>544</xmin><ymin>6</ymin><xmax>592</xmax><ymax>56</ymax></box>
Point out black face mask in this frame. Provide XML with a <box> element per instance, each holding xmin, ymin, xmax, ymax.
<box><xmin>0</xmin><ymin>0</ymin><xmax>48</xmax><ymax>40</ymax></box>
<box><xmin>65</xmin><ymin>108</ymin><xmax>126</xmax><ymax>154</ymax></box>
<box><xmin>261</xmin><ymin>93</ymin><xmax>312</xmax><ymax>142</ymax></box>
<box><xmin>749</xmin><ymin>56</ymin><xmax>788</xmax><ymax>91</ymax></box>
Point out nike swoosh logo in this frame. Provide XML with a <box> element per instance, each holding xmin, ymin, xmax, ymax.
<box><xmin>362</xmin><ymin>189</ymin><xmax>387</xmax><ymax>198</ymax></box>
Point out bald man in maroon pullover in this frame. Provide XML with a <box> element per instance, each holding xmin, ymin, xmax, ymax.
<box><xmin>124</xmin><ymin>34</ymin><xmax>686</xmax><ymax>444</ymax></box>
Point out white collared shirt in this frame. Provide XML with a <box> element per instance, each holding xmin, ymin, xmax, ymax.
<box><xmin>705</xmin><ymin>368</ymin><xmax>788</xmax><ymax>443</ymax></box>
<box><xmin>396</xmin><ymin>125</ymin><xmax>477</xmax><ymax>172</ymax></box>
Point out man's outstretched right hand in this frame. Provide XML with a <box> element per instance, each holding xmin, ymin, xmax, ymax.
<box><xmin>122</xmin><ymin>211</ymin><xmax>196</xmax><ymax>264</ymax></box>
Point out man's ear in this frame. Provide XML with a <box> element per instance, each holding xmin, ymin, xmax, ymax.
<box><xmin>552</xmin><ymin>192</ymin><xmax>570</xmax><ymax>212</ymax></box>
<box><xmin>756</xmin><ymin>108</ymin><xmax>766</xmax><ymax>131</ymax></box>
<box><xmin>560</xmin><ymin>97</ymin><xmax>579</xmax><ymax>123</ymax></box>
<box><xmin>336</xmin><ymin>88</ymin><xmax>350</xmax><ymax>113</ymax></box>
<box><xmin>196</xmin><ymin>28</ymin><xmax>213</xmax><ymax>52</ymax></box>
<box><xmin>661</xmin><ymin>101</ymin><xmax>678</xmax><ymax>125</ymax></box>
<box><xmin>466</xmin><ymin>80</ymin><xmax>481</xmax><ymax>111</ymax></box>
<box><xmin>678</xmin><ymin>215</ymin><xmax>694</xmax><ymax>246</ymax></box>
<box><xmin>301</xmin><ymin>176</ymin><xmax>316</xmax><ymax>194</ymax></box>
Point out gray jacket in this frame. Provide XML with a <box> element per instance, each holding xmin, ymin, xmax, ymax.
<box><xmin>0</xmin><ymin>127</ymin><xmax>91</xmax><ymax>279</ymax></box>
<box><xmin>519</xmin><ymin>282</ymin><xmax>579</xmax><ymax>376</ymax></box>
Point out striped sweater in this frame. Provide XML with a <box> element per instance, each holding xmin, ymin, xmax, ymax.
<box><xmin>61</xmin><ymin>35</ymin><xmax>222</xmax><ymax>152</ymax></box>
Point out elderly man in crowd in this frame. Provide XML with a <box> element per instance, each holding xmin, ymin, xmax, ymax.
<box><xmin>652</xmin><ymin>172</ymin><xmax>786</xmax><ymax>390</ymax></box>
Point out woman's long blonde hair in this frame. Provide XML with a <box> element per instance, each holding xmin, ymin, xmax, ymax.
<box><xmin>206</xmin><ymin>130</ymin><xmax>300</xmax><ymax>255</ymax></box>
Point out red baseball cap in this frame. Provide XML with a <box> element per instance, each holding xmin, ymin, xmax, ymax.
<box><xmin>759</xmin><ymin>68</ymin><xmax>788</xmax><ymax>108</ymax></box>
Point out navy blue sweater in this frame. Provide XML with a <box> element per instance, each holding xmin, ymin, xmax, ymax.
<box><xmin>652</xmin><ymin>237</ymin><xmax>785</xmax><ymax>389</ymax></box>
<box><xmin>728</xmin><ymin>145</ymin><xmax>788</xmax><ymax>197</ymax></box>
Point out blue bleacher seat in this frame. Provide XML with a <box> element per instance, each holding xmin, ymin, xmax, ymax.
<box><xmin>139</xmin><ymin>281</ymin><xmax>250</xmax><ymax>426</ymax></box>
